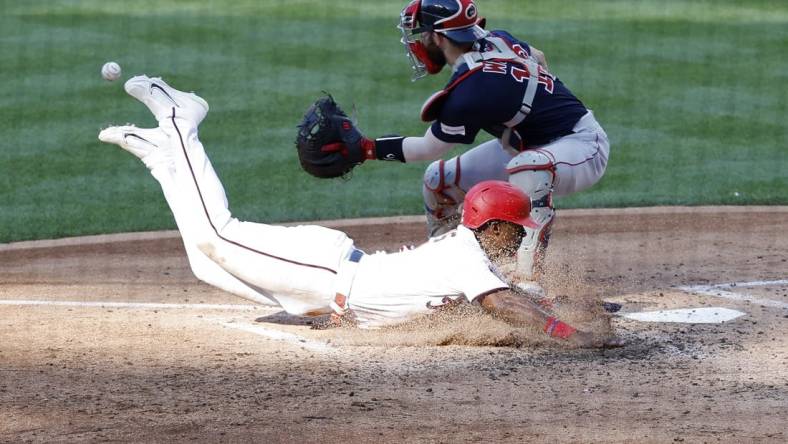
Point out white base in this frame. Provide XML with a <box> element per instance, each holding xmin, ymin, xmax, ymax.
<box><xmin>619</xmin><ymin>307</ymin><xmax>745</xmax><ymax>324</ymax></box>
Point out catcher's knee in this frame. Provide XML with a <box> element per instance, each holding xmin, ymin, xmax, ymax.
<box><xmin>507</xmin><ymin>150</ymin><xmax>556</xmax><ymax>227</ymax></box>
<box><xmin>506</xmin><ymin>150</ymin><xmax>555</xmax><ymax>203</ymax></box>
<box><xmin>423</xmin><ymin>157</ymin><xmax>465</xmax><ymax>236</ymax></box>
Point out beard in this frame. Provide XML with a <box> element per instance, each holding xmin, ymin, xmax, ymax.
<box><xmin>424</xmin><ymin>39</ymin><xmax>447</xmax><ymax>69</ymax></box>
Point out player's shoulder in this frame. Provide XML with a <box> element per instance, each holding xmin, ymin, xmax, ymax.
<box><xmin>443</xmin><ymin>61</ymin><xmax>522</xmax><ymax>110</ymax></box>
<box><xmin>422</xmin><ymin>229</ymin><xmax>476</xmax><ymax>267</ymax></box>
<box><xmin>443</xmin><ymin>72</ymin><xmax>484</xmax><ymax>109</ymax></box>
<box><xmin>439</xmin><ymin>226</ymin><xmax>490</xmax><ymax>259</ymax></box>
<box><xmin>489</xmin><ymin>29</ymin><xmax>529</xmax><ymax>47</ymax></box>
<box><xmin>448</xmin><ymin>61</ymin><xmax>513</xmax><ymax>91</ymax></box>
<box><xmin>429</xmin><ymin>226</ymin><xmax>474</xmax><ymax>249</ymax></box>
<box><xmin>489</xmin><ymin>29</ymin><xmax>519</xmax><ymax>42</ymax></box>
<box><xmin>451</xmin><ymin>226</ymin><xmax>501</xmax><ymax>273</ymax></box>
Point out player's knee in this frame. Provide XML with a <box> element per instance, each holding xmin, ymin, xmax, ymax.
<box><xmin>196</xmin><ymin>240</ymin><xmax>226</xmax><ymax>266</ymax></box>
<box><xmin>187</xmin><ymin>257</ymin><xmax>214</xmax><ymax>285</ymax></box>
<box><xmin>424</xmin><ymin>159</ymin><xmax>465</xmax><ymax>215</ymax></box>
<box><xmin>422</xmin><ymin>158</ymin><xmax>465</xmax><ymax>236</ymax></box>
<box><xmin>423</xmin><ymin>158</ymin><xmax>462</xmax><ymax>198</ymax></box>
<box><xmin>423</xmin><ymin>159</ymin><xmax>445</xmax><ymax>192</ymax></box>
<box><xmin>506</xmin><ymin>150</ymin><xmax>555</xmax><ymax>202</ymax></box>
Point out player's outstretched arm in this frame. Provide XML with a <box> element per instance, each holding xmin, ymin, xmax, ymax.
<box><xmin>401</xmin><ymin>127</ymin><xmax>456</xmax><ymax>161</ymax></box>
<box><xmin>340</xmin><ymin>126</ymin><xmax>455</xmax><ymax>163</ymax></box>
<box><xmin>477</xmin><ymin>289</ymin><xmax>622</xmax><ymax>348</ymax></box>
<box><xmin>328</xmin><ymin>122</ymin><xmax>456</xmax><ymax>163</ymax></box>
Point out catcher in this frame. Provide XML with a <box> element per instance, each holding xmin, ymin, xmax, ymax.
<box><xmin>98</xmin><ymin>75</ymin><xmax>621</xmax><ymax>348</ymax></box>
<box><xmin>295</xmin><ymin>0</ymin><xmax>610</xmax><ymax>299</ymax></box>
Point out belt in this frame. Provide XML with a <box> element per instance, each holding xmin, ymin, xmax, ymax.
<box><xmin>348</xmin><ymin>248</ymin><xmax>365</xmax><ymax>263</ymax></box>
<box><xmin>523</xmin><ymin>128</ymin><xmax>577</xmax><ymax>150</ymax></box>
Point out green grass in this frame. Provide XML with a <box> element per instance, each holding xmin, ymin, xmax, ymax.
<box><xmin>1</xmin><ymin>0</ymin><xmax>787</xmax><ymax>242</ymax></box>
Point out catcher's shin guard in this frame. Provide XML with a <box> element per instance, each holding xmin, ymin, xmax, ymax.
<box><xmin>423</xmin><ymin>157</ymin><xmax>465</xmax><ymax>237</ymax></box>
<box><xmin>516</xmin><ymin>215</ymin><xmax>553</xmax><ymax>281</ymax></box>
<box><xmin>506</xmin><ymin>150</ymin><xmax>556</xmax><ymax>280</ymax></box>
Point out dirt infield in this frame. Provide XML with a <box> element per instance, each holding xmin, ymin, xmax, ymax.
<box><xmin>1</xmin><ymin>207</ymin><xmax>787</xmax><ymax>443</ymax></box>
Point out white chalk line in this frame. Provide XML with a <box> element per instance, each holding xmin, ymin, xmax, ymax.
<box><xmin>679</xmin><ymin>279</ymin><xmax>788</xmax><ymax>309</ymax></box>
<box><xmin>0</xmin><ymin>298</ymin><xmax>330</xmax><ymax>352</ymax></box>
<box><xmin>0</xmin><ymin>299</ymin><xmax>276</xmax><ymax>311</ymax></box>
<box><xmin>712</xmin><ymin>279</ymin><xmax>788</xmax><ymax>289</ymax></box>
<box><xmin>213</xmin><ymin>320</ymin><xmax>333</xmax><ymax>353</ymax></box>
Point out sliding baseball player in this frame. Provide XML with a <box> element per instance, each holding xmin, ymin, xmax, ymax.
<box><xmin>97</xmin><ymin>75</ymin><xmax>620</xmax><ymax>347</ymax></box>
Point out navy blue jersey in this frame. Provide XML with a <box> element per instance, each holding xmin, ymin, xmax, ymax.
<box><xmin>428</xmin><ymin>30</ymin><xmax>587</xmax><ymax>148</ymax></box>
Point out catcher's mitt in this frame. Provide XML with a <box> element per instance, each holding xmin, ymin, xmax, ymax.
<box><xmin>295</xmin><ymin>95</ymin><xmax>365</xmax><ymax>178</ymax></box>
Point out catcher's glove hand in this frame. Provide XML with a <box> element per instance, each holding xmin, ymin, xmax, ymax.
<box><xmin>295</xmin><ymin>95</ymin><xmax>369</xmax><ymax>178</ymax></box>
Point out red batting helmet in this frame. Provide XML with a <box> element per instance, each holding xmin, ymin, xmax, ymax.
<box><xmin>462</xmin><ymin>181</ymin><xmax>540</xmax><ymax>230</ymax></box>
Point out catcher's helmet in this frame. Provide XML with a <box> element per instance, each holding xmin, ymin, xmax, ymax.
<box><xmin>399</xmin><ymin>0</ymin><xmax>488</xmax><ymax>80</ymax></box>
<box><xmin>462</xmin><ymin>181</ymin><xmax>540</xmax><ymax>230</ymax></box>
<box><xmin>417</xmin><ymin>0</ymin><xmax>487</xmax><ymax>42</ymax></box>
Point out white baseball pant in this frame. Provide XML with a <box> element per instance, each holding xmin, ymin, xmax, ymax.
<box><xmin>151</xmin><ymin>113</ymin><xmax>361</xmax><ymax>316</ymax></box>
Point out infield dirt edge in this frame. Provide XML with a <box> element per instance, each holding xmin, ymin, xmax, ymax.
<box><xmin>2</xmin><ymin>205</ymin><xmax>786</xmax><ymax>251</ymax></box>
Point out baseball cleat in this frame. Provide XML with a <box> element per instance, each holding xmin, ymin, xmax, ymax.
<box><xmin>124</xmin><ymin>75</ymin><xmax>209</xmax><ymax>124</ymax></box>
<box><xmin>515</xmin><ymin>281</ymin><xmax>558</xmax><ymax>311</ymax></box>
<box><xmin>602</xmin><ymin>302</ymin><xmax>623</xmax><ymax>313</ymax></box>
<box><xmin>516</xmin><ymin>280</ymin><xmax>547</xmax><ymax>299</ymax></box>
<box><xmin>98</xmin><ymin>125</ymin><xmax>168</xmax><ymax>160</ymax></box>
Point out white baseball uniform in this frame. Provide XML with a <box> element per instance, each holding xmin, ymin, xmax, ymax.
<box><xmin>152</xmin><ymin>115</ymin><xmax>510</xmax><ymax>328</ymax></box>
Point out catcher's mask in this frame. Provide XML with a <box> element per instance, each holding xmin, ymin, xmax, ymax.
<box><xmin>398</xmin><ymin>0</ymin><xmax>488</xmax><ymax>80</ymax></box>
<box><xmin>462</xmin><ymin>181</ymin><xmax>539</xmax><ymax>230</ymax></box>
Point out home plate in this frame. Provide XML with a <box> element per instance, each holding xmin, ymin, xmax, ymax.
<box><xmin>618</xmin><ymin>307</ymin><xmax>746</xmax><ymax>324</ymax></box>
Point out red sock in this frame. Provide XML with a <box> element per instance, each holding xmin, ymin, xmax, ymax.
<box><xmin>544</xmin><ymin>317</ymin><xmax>577</xmax><ymax>339</ymax></box>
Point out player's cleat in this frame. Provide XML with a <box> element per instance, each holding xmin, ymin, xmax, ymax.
<box><xmin>602</xmin><ymin>302</ymin><xmax>623</xmax><ymax>313</ymax></box>
<box><xmin>516</xmin><ymin>281</ymin><xmax>557</xmax><ymax>311</ymax></box>
<box><xmin>517</xmin><ymin>280</ymin><xmax>547</xmax><ymax>298</ymax></box>
<box><xmin>98</xmin><ymin>125</ymin><xmax>169</xmax><ymax>162</ymax></box>
<box><xmin>124</xmin><ymin>75</ymin><xmax>209</xmax><ymax>124</ymax></box>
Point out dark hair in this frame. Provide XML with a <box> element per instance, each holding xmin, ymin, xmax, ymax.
<box><xmin>472</xmin><ymin>219</ymin><xmax>517</xmax><ymax>233</ymax></box>
<box><xmin>472</xmin><ymin>219</ymin><xmax>498</xmax><ymax>233</ymax></box>
<box><xmin>471</xmin><ymin>220</ymin><xmax>526</xmax><ymax>253</ymax></box>
<box><xmin>444</xmin><ymin>35</ymin><xmax>474</xmax><ymax>52</ymax></box>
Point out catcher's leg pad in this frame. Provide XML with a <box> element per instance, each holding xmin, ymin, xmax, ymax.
<box><xmin>423</xmin><ymin>157</ymin><xmax>465</xmax><ymax>237</ymax></box>
<box><xmin>506</xmin><ymin>150</ymin><xmax>556</xmax><ymax>281</ymax></box>
<box><xmin>506</xmin><ymin>149</ymin><xmax>556</xmax><ymax>205</ymax></box>
<box><xmin>515</xmin><ymin>216</ymin><xmax>554</xmax><ymax>281</ymax></box>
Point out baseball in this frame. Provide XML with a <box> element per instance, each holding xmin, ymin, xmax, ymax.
<box><xmin>101</xmin><ymin>61</ymin><xmax>122</xmax><ymax>81</ymax></box>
